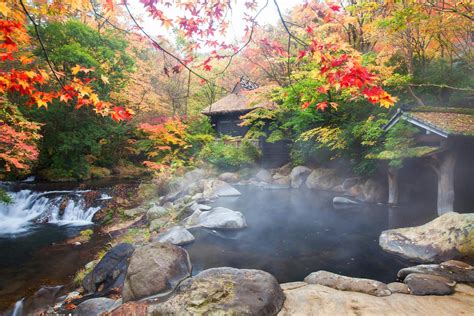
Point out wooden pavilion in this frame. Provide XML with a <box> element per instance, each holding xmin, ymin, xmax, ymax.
<box><xmin>383</xmin><ymin>107</ymin><xmax>474</xmax><ymax>215</ymax></box>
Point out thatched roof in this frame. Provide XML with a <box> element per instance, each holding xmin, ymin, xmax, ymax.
<box><xmin>384</xmin><ymin>107</ymin><xmax>474</xmax><ymax>137</ymax></box>
<box><xmin>201</xmin><ymin>84</ymin><xmax>277</xmax><ymax>115</ymax></box>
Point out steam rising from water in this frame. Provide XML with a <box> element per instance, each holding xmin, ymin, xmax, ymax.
<box><xmin>0</xmin><ymin>190</ymin><xmax>101</xmax><ymax>236</ymax></box>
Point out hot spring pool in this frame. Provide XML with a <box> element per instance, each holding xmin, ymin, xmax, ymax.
<box><xmin>185</xmin><ymin>185</ymin><xmax>436</xmax><ymax>283</ymax></box>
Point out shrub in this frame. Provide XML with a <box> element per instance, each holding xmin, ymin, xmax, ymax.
<box><xmin>199</xmin><ymin>139</ymin><xmax>260</xmax><ymax>171</ymax></box>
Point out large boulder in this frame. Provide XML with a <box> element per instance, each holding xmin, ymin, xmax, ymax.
<box><xmin>76</xmin><ymin>298</ymin><xmax>117</xmax><ymax>316</ymax></box>
<box><xmin>83</xmin><ymin>243</ymin><xmax>134</xmax><ymax>295</ymax></box>
<box><xmin>218</xmin><ymin>172</ymin><xmax>240</xmax><ymax>183</ymax></box>
<box><xmin>404</xmin><ymin>273</ymin><xmax>456</xmax><ymax>296</ymax></box>
<box><xmin>154</xmin><ymin>226</ymin><xmax>195</xmax><ymax>246</ymax></box>
<box><xmin>303</xmin><ymin>271</ymin><xmax>391</xmax><ymax>297</ymax></box>
<box><xmin>273</xmin><ymin>174</ymin><xmax>291</xmax><ymax>186</ymax></box>
<box><xmin>289</xmin><ymin>166</ymin><xmax>312</xmax><ymax>188</ymax></box>
<box><xmin>379</xmin><ymin>212</ymin><xmax>474</xmax><ymax>263</ymax></box>
<box><xmin>397</xmin><ymin>260</ymin><xmax>474</xmax><ymax>283</ymax></box>
<box><xmin>305</xmin><ymin>169</ymin><xmax>342</xmax><ymax>190</ymax></box>
<box><xmin>361</xmin><ymin>178</ymin><xmax>385</xmax><ymax>203</ymax></box>
<box><xmin>122</xmin><ymin>242</ymin><xmax>191</xmax><ymax>302</ymax></box>
<box><xmin>146</xmin><ymin>205</ymin><xmax>167</xmax><ymax>221</ymax></box>
<box><xmin>148</xmin><ymin>267</ymin><xmax>285</xmax><ymax>315</ymax></box>
<box><xmin>256</xmin><ymin>169</ymin><xmax>273</xmax><ymax>183</ymax></box>
<box><xmin>202</xmin><ymin>179</ymin><xmax>241</xmax><ymax>199</ymax></box>
<box><xmin>186</xmin><ymin>207</ymin><xmax>247</xmax><ymax>230</ymax></box>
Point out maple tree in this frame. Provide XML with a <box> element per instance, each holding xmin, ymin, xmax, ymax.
<box><xmin>0</xmin><ymin>97</ymin><xmax>41</xmax><ymax>177</ymax></box>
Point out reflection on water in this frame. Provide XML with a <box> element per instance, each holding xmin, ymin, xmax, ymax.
<box><xmin>185</xmin><ymin>186</ymin><xmax>437</xmax><ymax>283</ymax></box>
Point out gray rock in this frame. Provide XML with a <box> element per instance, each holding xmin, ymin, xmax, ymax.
<box><xmin>404</xmin><ymin>273</ymin><xmax>456</xmax><ymax>295</ymax></box>
<box><xmin>305</xmin><ymin>169</ymin><xmax>343</xmax><ymax>190</ymax></box>
<box><xmin>304</xmin><ymin>271</ymin><xmax>391</xmax><ymax>297</ymax></box>
<box><xmin>256</xmin><ymin>169</ymin><xmax>273</xmax><ymax>183</ymax></box>
<box><xmin>273</xmin><ymin>175</ymin><xmax>291</xmax><ymax>186</ymax></box>
<box><xmin>189</xmin><ymin>202</ymin><xmax>211</xmax><ymax>212</ymax></box>
<box><xmin>146</xmin><ymin>205</ymin><xmax>167</xmax><ymax>221</ymax></box>
<box><xmin>83</xmin><ymin>243</ymin><xmax>134</xmax><ymax>295</ymax></box>
<box><xmin>211</xmin><ymin>180</ymin><xmax>241</xmax><ymax>197</ymax></box>
<box><xmin>124</xmin><ymin>207</ymin><xmax>146</xmax><ymax>217</ymax></box>
<box><xmin>149</xmin><ymin>218</ymin><xmax>167</xmax><ymax>232</ymax></box>
<box><xmin>76</xmin><ymin>298</ymin><xmax>116</xmax><ymax>316</ymax></box>
<box><xmin>186</xmin><ymin>207</ymin><xmax>247</xmax><ymax>230</ymax></box>
<box><xmin>154</xmin><ymin>226</ymin><xmax>195</xmax><ymax>246</ymax></box>
<box><xmin>361</xmin><ymin>178</ymin><xmax>385</xmax><ymax>203</ymax></box>
<box><xmin>148</xmin><ymin>267</ymin><xmax>284</xmax><ymax>315</ymax></box>
<box><xmin>218</xmin><ymin>172</ymin><xmax>240</xmax><ymax>183</ymax></box>
<box><xmin>387</xmin><ymin>282</ymin><xmax>410</xmax><ymax>294</ymax></box>
<box><xmin>122</xmin><ymin>242</ymin><xmax>191</xmax><ymax>302</ymax></box>
<box><xmin>342</xmin><ymin>177</ymin><xmax>362</xmax><ymax>190</ymax></box>
<box><xmin>333</xmin><ymin>196</ymin><xmax>361</xmax><ymax>206</ymax></box>
<box><xmin>379</xmin><ymin>212</ymin><xmax>474</xmax><ymax>263</ymax></box>
<box><xmin>398</xmin><ymin>260</ymin><xmax>474</xmax><ymax>282</ymax></box>
<box><xmin>290</xmin><ymin>166</ymin><xmax>312</xmax><ymax>188</ymax></box>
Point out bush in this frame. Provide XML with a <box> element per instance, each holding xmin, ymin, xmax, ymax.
<box><xmin>199</xmin><ymin>139</ymin><xmax>261</xmax><ymax>171</ymax></box>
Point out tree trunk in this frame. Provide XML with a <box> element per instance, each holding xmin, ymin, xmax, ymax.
<box><xmin>437</xmin><ymin>151</ymin><xmax>457</xmax><ymax>215</ymax></box>
<box><xmin>388</xmin><ymin>167</ymin><xmax>399</xmax><ymax>205</ymax></box>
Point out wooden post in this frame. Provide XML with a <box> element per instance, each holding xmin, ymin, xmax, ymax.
<box><xmin>436</xmin><ymin>151</ymin><xmax>457</xmax><ymax>215</ymax></box>
<box><xmin>388</xmin><ymin>166</ymin><xmax>399</xmax><ymax>205</ymax></box>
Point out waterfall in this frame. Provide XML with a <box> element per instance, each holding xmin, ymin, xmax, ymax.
<box><xmin>0</xmin><ymin>189</ymin><xmax>102</xmax><ymax>236</ymax></box>
<box><xmin>12</xmin><ymin>298</ymin><xmax>23</xmax><ymax>316</ymax></box>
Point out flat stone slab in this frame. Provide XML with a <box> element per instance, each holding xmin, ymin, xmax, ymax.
<box><xmin>154</xmin><ymin>225</ymin><xmax>195</xmax><ymax>246</ymax></box>
<box><xmin>279</xmin><ymin>282</ymin><xmax>474</xmax><ymax>316</ymax></box>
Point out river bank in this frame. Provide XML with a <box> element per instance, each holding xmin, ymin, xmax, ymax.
<box><xmin>2</xmin><ymin>165</ymin><xmax>473</xmax><ymax>315</ymax></box>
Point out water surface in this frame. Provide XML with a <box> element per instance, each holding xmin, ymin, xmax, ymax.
<box><xmin>186</xmin><ymin>186</ymin><xmax>436</xmax><ymax>283</ymax></box>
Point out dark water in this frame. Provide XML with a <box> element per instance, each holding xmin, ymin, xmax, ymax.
<box><xmin>185</xmin><ymin>186</ymin><xmax>437</xmax><ymax>284</ymax></box>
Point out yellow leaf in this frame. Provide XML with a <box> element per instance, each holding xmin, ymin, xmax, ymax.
<box><xmin>25</xmin><ymin>71</ymin><xmax>36</xmax><ymax>79</ymax></box>
<box><xmin>71</xmin><ymin>65</ymin><xmax>81</xmax><ymax>75</ymax></box>
<box><xmin>0</xmin><ymin>2</ymin><xmax>11</xmax><ymax>17</ymax></box>
<box><xmin>100</xmin><ymin>74</ymin><xmax>110</xmax><ymax>84</ymax></box>
<box><xmin>36</xmin><ymin>98</ymin><xmax>48</xmax><ymax>109</ymax></box>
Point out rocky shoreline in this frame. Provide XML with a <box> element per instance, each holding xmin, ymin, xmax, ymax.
<box><xmin>7</xmin><ymin>166</ymin><xmax>474</xmax><ymax>315</ymax></box>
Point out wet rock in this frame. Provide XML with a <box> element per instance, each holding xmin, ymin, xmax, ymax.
<box><xmin>273</xmin><ymin>175</ymin><xmax>290</xmax><ymax>186</ymax></box>
<box><xmin>146</xmin><ymin>205</ymin><xmax>167</xmax><ymax>221</ymax></box>
<box><xmin>186</xmin><ymin>207</ymin><xmax>247</xmax><ymax>230</ymax></box>
<box><xmin>154</xmin><ymin>226</ymin><xmax>195</xmax><ymax>246</ymax></box>
<box><xmin>305</xmin><ymin>169</ymin><xmax>343</xmax><ymax>191</ymax></box>
<box><xmin>397</xmin><ymin>260</ymin><xmax>474</xmax><ymax>282</ymax></box>
<box><xmin>83</xmin><ymin>243</ymin><xmax>134</xmax><ymax>295</ymax></box>
<box><xmin>290</xmin><ymin>166</ymin><xmax>312</xmax><ymax>188</ymax></box>
<box><xmin>256</xmin><ymin>169</ymin><xmax>273</xmax><ymax>183</ymax></box>
<box><xmin>304</xmin><ymin>271</ymin><xmax>391</xmax><ymax>297</ymax></box>
<box><xmin>379</xmin><ymin>212</ymin><xmax>474</xmax><ymax>263</ymax></box>
<box><xmin>387</xmin><ymin>282</ymin><xmax>410</xmax><ymax>294</ymax></box>
<box><xmin>76</xmin><ymin>298</ymin><xmax>116</xmax><ymax>316</ymax></box>
<box><xmin>149</xmin><ymin>218</ymin><xmax>168</xmax><ymax>232</ymax></box>
<box><xmin>108</xmin><ymin>301</ymin><xmax>148</xmax><ymax>316</ymax></box>
<box><xmin>342</xmin><ymin>177</ymin><xmax>361</xmax><ymax>190</ymax></box>
<box><xmin>333</xmin><ymin>196</ymin><xmax>361</xmax><ymax>206</ymax></box>
<box><xmin>218</xmin><ymin>172</ymin><xmax>240</xmax><ymax>183</ymax></box>
<box><xmin>404</xmin><ymin>273</ymin><xmax>456</xmax><ymax>295</ymax></box>
<box><xmin>21</xmin><ymin>286</ymin><xmax>65</xmax><ymax>315</ymax></box>
<box><xmin>277</xmin><ymin>163</ymin><xmax>293</xmax><ymax>176</ymax></box>
<box><xmin>148</xmin><ymin>267</ymin><xmax>284</xmax><ymax>315</ymax></box>
<box><xmin>122</xmin><ymin>242</ymin><xmax>191</xmax><ymax>302</ymax></box>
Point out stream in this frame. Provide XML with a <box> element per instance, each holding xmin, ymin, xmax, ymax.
<box><xmin>0</xmin><ymin>180</ymin><xmax>116</xmax><ymax>312</ymax></box>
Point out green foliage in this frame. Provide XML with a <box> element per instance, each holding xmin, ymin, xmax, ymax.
<box><xmin>79</xmin><ymin>229</ymin><xmax>94</xmax><ymax>239</ymax></box>
<box><xmin>374</xmin><ymin>120</ymin><xmax>420</xmax><ymax>168</ymax></box>
<box><xmin>21</xmin><ymin>20</ymin><xmax>137</xmax><ymax>180</ymax></box>
<box><xmin>199</xmin><ymin>139</ymin><xmax>261</xmax><ymax>171</ymax></box>
<box><xmin>0</xmin><ymin>188</ymin><xmax>11</xmax><ymax>204</ymax></box>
